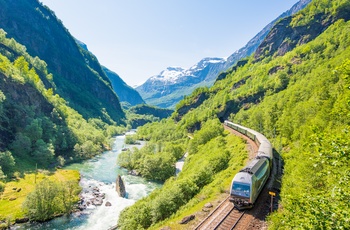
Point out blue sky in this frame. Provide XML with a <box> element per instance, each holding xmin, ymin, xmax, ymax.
<box><xmin>40</xmin><ymin>0</ymin><xmax>300</xmax><ymax>86</ymax></box>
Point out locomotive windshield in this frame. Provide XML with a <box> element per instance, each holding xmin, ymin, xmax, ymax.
<box><xmin>232</xmin><ymin>183</ymin><xmax>250</xmax><ymax>198</ymax></box>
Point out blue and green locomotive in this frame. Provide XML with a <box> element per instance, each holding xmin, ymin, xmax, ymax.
<box><xmin>224</xmin><ymin>120</ymin><xmax>273</xmax><ymax>209</ymax></box>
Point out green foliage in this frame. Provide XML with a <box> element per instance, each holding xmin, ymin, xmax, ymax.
<box><xmin>0</xmin><ymin>151</ymin><xmax>15</xmax><ymax>176</ymax></box>
<box><xmin>225</xmin><ymin>19</ymin><xmax>350</xmax><ymax>229</ymax></box>
<box><xmin>125</xmin><ymin>104</ymin><xmax>174</xmax><ymax>129</ymax></box>
<box><xmin>188</xmin><ymin>119</ymin><xmax>224</xmax><ymax>154</ymax></box>
<box><xmin>118</xmin><ymin>119</ymin><xmax>240</xmax><ymax>229</ymax></box>
<box><xmin>22</xmin><ymin>178</ymin><xmax>80</xmax><ymax>221</ymax></box>
<box><xmin>0</xmin><ymin>30</ymin><xmax>126</xmax><ymax>174</ymax></box>
<box><xmin>175</xmin><ymin>86</ymin><xmax>209</xmax><ymax>111</ymax></box>
<box><xmin>117</xmin><ymin>119</ymin><xmax>189</xmax><ymax>181</ymax></box>
<box><xmin>125</xmin><ymin>135</ymin><xmax>138</xmax><ymax>145</ymax></box>
<box><xmin>22</xmin><ymin>179</ymin><xmax>59</xmax><ymax>221</ymax></box>
<box><xmin>0</xmin><ymin>181</ymin><xmax>5</xmax><ymax>193</ymax></box>
<box><xmin>128</xmin><ymin>104</ymin><xmax>173</xmax><ymax>119</ymax></box>
<box><xmin>139</xmin><ymin>153</ymin><xmax>175</xmax><ymax>181</ymax></box>
<box><xmin>0</xmin><ymin>168</ymin><xmax>6</xmax><ymax>181</ymax></box>
<box><xmin>120</xmin><ymin>3</ymin><xmax>350</xmax><ymax>228</ymax></box>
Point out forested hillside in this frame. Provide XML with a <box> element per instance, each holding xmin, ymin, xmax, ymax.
<box><xmin>0</xmin><ymin>29</ymin><xmax>125</xmax><ymax>190</ymax></box>
<box><xmin>0</xmin><ymin>0</ymin><xmax>125</xmax><ymax>123</ymax></box>
<box><xmin>117</xmin><ymin>0</ymin><xmax>350</xmax><ymax>229</ymax></box>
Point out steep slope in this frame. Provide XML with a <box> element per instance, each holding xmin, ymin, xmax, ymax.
<box><xmin>0</xmin><ymin>0</ymin><xmax>124</xmax><ymax>123</ymax></box>
<box><xmin>0</xmin><ymin>29</ymin><xmax>123</xmax><ymax>176</ymax></box>
<box><xmin>136</xmin><ymin>0</ymin><xmax>311</xmax><ymax>109</ymax></box>
<box><xmin>75</xmin><ymin>39</ymin><xmax>145</xmax><ymax>107</ymax></box>
<box><xmin>102</xmin><ymin>67</ymin><xmax>145</xmax><ymax>107</ymax></box>
<box><xmin>254</xmin><ymin>0</ymin><xmax>350</xmax><ymax>60</ymax></box>
<box><xmin>117</xmin><ymin>0</ymin><xmax>350</xmax><ymax>229</ymax></box>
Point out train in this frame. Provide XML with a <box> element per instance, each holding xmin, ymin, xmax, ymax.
<box><xmin>224</xmin><ymin>120</ymin><xmax>273</xmax><ymax>210</ymax></box>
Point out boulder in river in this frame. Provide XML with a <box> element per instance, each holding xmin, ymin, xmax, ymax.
<box><xmin>91</xmin><ymin>198</ymin><xmax>103</xmax><ymax>206</ymax></box>
<box><xmin>116</xmin><ymin>175</ymin><xmax>126</xmax><ymax>198</ymax></box>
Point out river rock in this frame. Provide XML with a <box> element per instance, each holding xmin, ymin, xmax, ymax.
<box><xmin>105</xmin><ymin>201</ymin><xmax>112</xmax><ymax>206</ymax></box>
<box><xmin>128</xmin><ymin>170</ymin><xmax>140</xmax><ymax>176</ymax></box>
<box><xmin>179</xmin><ymin>215</ymin><xmax>195</xmax><ymax>224</ymax></box>
<box><xmin>116</xmin><ymin>175</ymin><xmax>126</xmax><ymax>198</ymax></box>
<box><xmin>15</xmin><ymin>217</ymin><xmax>29</xmax><ymax>223</ymax></box>
<box><xmin>91</xmin><ymin>198</ymin><xmax>103</xmax><ymax>206</ymax></box>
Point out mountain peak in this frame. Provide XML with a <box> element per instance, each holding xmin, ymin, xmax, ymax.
<box><xmin>150</xmin><ymin>66</ymin><xmax>185</xmax><ymax>83</ymax></box>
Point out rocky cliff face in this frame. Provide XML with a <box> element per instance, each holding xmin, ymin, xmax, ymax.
<box><xmin>254</xmin><ymin>1</ymin><xmax>350</xmax><ymax>61</ymax></box>
<box><xmin>0</xmin><ymin>0</ymin><xmax>124</xmax><ymax>123</ymax></box>
<box><xmin>136</xmin><ymin>0</ymin><xmax>312</xmax><ymax>109</ymax></box>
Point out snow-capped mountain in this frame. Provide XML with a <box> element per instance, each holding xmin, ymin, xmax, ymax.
<box><xmin>149</xmin><ymin>58</ymin><xmax>226</xmax><ymax>85</ymax></box>
<box><xmin>136</xmin><ymin>0</ymin><xmax>311</xmax><ymax>109</ymax></box>
<box><xmin>136</xmin><ymin>57</ymin><xmax>226</xmax><ymax>108</ymax></box>
<box><xmin>149</xmin><ymin>67</ymin><xmax>185</xmax><ymax>84</ymax></box>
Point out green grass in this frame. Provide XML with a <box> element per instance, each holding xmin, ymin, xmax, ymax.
<box><xmin>0</xmin><ymin>169</ymin><xmax>80</xmax><ymax>223</ymax></box>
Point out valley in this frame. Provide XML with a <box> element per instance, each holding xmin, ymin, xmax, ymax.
<box><xmin>1</xmin><ymin>0</ymin><xmax>350</xmax><ymax>229</ymax></box>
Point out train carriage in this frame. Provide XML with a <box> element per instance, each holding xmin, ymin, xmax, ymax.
<box><xmin>230</xmin><ymin>158</ymin><xmax>270</xmax><ymax>209</ymax></box>
<box><xmin>225</xmin><ymin>120</ymin><xmax>273</xmax><ymax>209</ymax></box>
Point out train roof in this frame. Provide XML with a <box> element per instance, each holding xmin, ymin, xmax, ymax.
<box><xmin>232</xmin><ymin>171</ymin><xmax>252</xmax><ymax>184</ymax></box>
<box><xmin>240</xmin><ymin>158</ymin><xmax>268</xmax><ymax>175</ymax></box>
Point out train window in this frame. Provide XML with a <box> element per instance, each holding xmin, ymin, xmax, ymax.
<box><xmin>232</xmin><ymin>183</ymin><xmax>250</xmax><ymax>198</ymax></box>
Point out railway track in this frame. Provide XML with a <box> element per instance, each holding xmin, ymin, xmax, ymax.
<box><xmin>194</xmin><ymin>196</ymin><xmax>245</xmax><ymax>230</ymax></box>
<box><xmin>193</xmin><ymin>124</ymin><xmax>277</xmax><ymax>229</ymax></box>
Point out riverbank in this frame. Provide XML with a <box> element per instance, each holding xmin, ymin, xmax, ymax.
<box><xmin>8</xmin><ymin>133</ymin><xmax>161</xmax><ymax>230</ymax></box>
<box><xmin>0</xmin><ymin>169</ymin><xmax>80</xmax><ymax>227</ymax></box>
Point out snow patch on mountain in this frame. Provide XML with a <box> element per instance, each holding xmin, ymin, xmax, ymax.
<box><xmin>150</xmin><ymin>57</ymin><xmax>226</xmax><ymax>84</ymax></box>
<box><xmin>150</xmin><ymin>66</ymin><xmax>185</xmax><ymax>83</ymax></box>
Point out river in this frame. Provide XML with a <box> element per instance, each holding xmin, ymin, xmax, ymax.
<box><xmin>14</xmin><ymin>132</ymin><xmax>161</xmax><ymax>230</ymax></box>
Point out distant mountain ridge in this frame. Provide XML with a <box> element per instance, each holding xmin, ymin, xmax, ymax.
<box><xmin>75</xmin><ymin>40</ymin><xmax>145</xmax><ymax>107</ymax></box>
<box><xmin>136</xmin><ymin>0</ymin><xmax>312</xmax><ymax>109</ymax></box>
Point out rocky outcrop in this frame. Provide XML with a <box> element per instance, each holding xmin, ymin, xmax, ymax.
<box><xmin>116</xmin><ymin>175</ymin><xmax>126</xmax><ymax>198</ymax></box>
<box><xmin>175</xmin><ymin>92</ymin><xmax>209</xmax><ymax>121</ymax></box>
<box><xmin>179</xmin><ymin>215</ymin><xmax>195</xmax><ymax>224</ymax></box>
<box><xmin>254</xmin><ymin>1</ymin><xmax>350</xmax><ymax>61</ymax></box>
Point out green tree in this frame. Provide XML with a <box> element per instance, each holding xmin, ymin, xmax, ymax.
<box><xmin>10</xmin><ymin>133</ymin><xmax>32</xmax><ymax>157</ymax></box>
<box><xmin>59</xmin><ymin>180</ymin><xmax>80</xmax><ymax>214</ymax></box>
<box><xmin>23</xmin><ymin>179</ymin><xmax>60</xmax><ymax>221</ymax></box>
<box><xmin>0</xmin><ymin>167</ymin><xmax>6</xmax><ymax>181</ymax></box>
<box><xmin>0</xmin><ymin>151</ymin><xmax>15</xmax><ymax>175</ymax></box>
<box><xmin>32</xmin><ymin>140</ymin><xmax>55</xmax><ymax>166</ymax></box>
